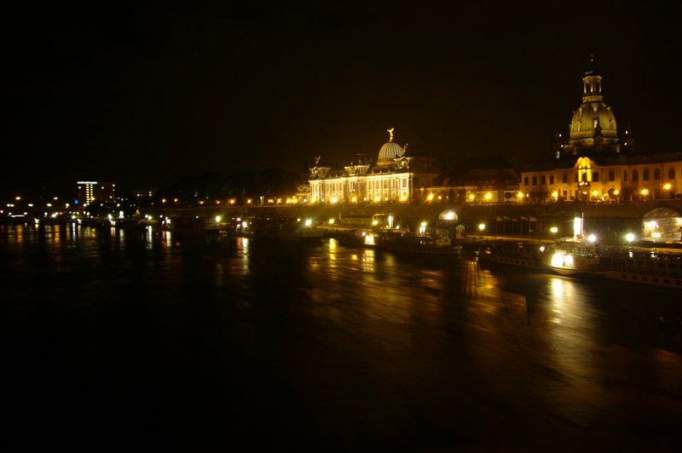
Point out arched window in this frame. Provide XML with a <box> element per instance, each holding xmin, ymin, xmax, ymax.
<box><xmin>632</xmin><ymin>170</ymin><xmax>639</xmax><ymax>182</ymax></box>
<box><xmin>643</xmin><ymin>168</ymin><xmax>649</xmax><ymax>181</ymax></box>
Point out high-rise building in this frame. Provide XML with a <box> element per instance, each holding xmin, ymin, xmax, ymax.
<box><xmin>77</xmin><ymin>181</ymin><xmax>116</xmax><ymax>206</ymax></box>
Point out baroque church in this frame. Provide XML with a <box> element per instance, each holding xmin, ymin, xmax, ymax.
<box><xmin>521</xmin><ymin>56</ymin><xmax>682</xmax><ymax>202</ymax></box>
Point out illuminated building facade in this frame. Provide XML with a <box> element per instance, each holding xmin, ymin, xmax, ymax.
<box><xmin>77</xmin><ymin>181</ymin><xmax>116</xmax><ymax>206</ymax></box>
<box><xmin>309</xmin><ymin>129</ymin><xmax>437</xmax><ymax>203</ymax></box>
<box><xmin>520</xmin><ymin>57</ymin><xmax>682</xmax><ymax>202</ymax></box>
<box><xmin>425</xmin><ymin>168</ymin><xmax>521</xmax><ymax>204</ymax></box>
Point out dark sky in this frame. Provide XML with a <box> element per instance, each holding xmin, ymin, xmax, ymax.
<box><xmin>2</xmin><ymin>1</ymin><xmax>681</xmax><ymax>195</ymax></box>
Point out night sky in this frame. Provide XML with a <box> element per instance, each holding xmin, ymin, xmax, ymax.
<box><xmin>3</xmin><ymin>1</ymin><xmax>681</xmax><ymax>195</ymax></box>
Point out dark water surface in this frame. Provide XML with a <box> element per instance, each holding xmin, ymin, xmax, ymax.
<box><xmin>2</xmin><ymin>224</ymin><xmax>682</xmax><ymax>451</ymax></box>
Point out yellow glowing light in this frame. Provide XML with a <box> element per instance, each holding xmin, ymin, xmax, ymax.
<box><xmin>549</xmin><ymin>226</ymin><xmax>559</xmax><ymax>234</ymax></box>
<box><xmin>652</xmin><ymin>231</ymin><xmax>662</xmax><ymax>239</ymax></box>
<box><xmin>371</xmin><ymin>219</ymin><xmax>379</xmax><ymax>226</ymax></box>
<box><xmin>478</xmin><ymin>223</ymin><xmax>486</xmax><ymax>231</ymax></box>
<box><xmin>399</xmin><ymin>194</ymin><xmax>408</xmax><ymax>202</ymax></box>
<box><xmin>587</xmin><ymin>233</ymin><xmax>597</xmax><ymax>243</ymax></box>
<box><xmin>551</xmin><ymin>191</ymin><xmax>559</xmax><ymax>200</ymax></box>
<box><xmin>483</xmin><ymin>192</ymin><xmax>493</xmax><ymax>201</ymax></box>
<box><xmin>468</xmin><ymin>193</ymin><xmax>476</xmax><ymax>201</ymax></box>
<box><xmin>229</xmin><ymin>198</ymin><xmax>236</xmax><ymax>205</ymax></box>
<box><xmin>162</xmin><ymin>198</ymin><xmax>167</xmax><ymax>203</ymax></box>
<box><xmin>276</xmin><ymin>198</ymin><xmax>282</xmax><ymax>204</ymax></box>
<box><xmin>15</xmin><ymin>196</ymin><xmax>21</xmax><ymax>201</ymax></box>
<box><xmin>640</xmin><ymin>188</ymin><xmax>650</xmax><ymax>196</ymax></box>
<box><xmin>28</xmin><ymin>203</ymin><xmax>34</xmax><ymax>207</ymax></box>
<box><xmin>328</xmin><ymin>218</ymin><xmax>335</xmax><ymax>225</ymax></box>
<box><xmin>613</xmin><ymin>189</ymin><xmax>620</xmax><ymax>196</ymax></box>
<box><xmin>551</xmin><ymin>251</ymin><xmax>575</xmax><ymax>269</ymax></box>
<box><xmin>198</xmin><ymin>200</ymin><xmax>205</xmax><ymax>205</ymax></box>
<box><xmin>591</xmin><ymin>190</ymin><xmax>599</xmax><ymax>197</ymax></box>
<box><xmin>387</xmin><ymin>215</ymin><xmax>394</xmax><ymax>228</ymax></box>
<box><xmin>516</xmin><ymin>191</ymin><xmax>524</xmax><ymax>199</ymax></box>
<box><xmin>46</xmin><ymin>203</ymin><xmax>52</xmax><ymax>207</ymax></box>
<box><xmin>418</xmin><ymin>221</ymin><xmax>428</xmax><ymax>235</ymax></box>
<box><xmin>442</xmin><ymin>210</ymin><xmax>456</xmax><ymax>221</ymax></box>
<box><xmin>426</xmin><ymin>193</ymin><xmax>435</xmax><ymax>202</ymax></box>
<box><xmin>215</xmin><ymin>200</ymin><xmax>221</xmax><ymax>205</ymax></box>
<box><xmin>215</xmin><ymin>215</ymin><xmax>222</xmax><ymax>224</ymax></box>
<box><xmin>624</xmin><ymin>232</ymin><xmax>636</xmax><ymax>243</ymax></box>
<box><xmin>304</xmin><ymin>218</ymin><xmax>313</xmax><ymax>227</ymax></box>
<box><xmin>351</xmin><ymin>195</ymin><xmax>358</xmax><ymax>203</ymax></box>
<box><xmin>374</xmin><ymin>196</ymin><xmax>381</xmax><ymax>203</ymax></box>
<box><xmin>241</xmin><ymin>221</ymin><xmax>248</xmax><ymax>229</ymax></box>
<box><xmin>330</xmin><ymin>196</ymin><xmax>338</xmax><ymax>204</ymax></box>
<box><xmin>663</xmin><ymin>182</ymin><xmax>672</xmax><ymax>191</ymax></box>
<box><xmin>246</xmin><ymin>198</ymin><xmax>253</xmax><ymax>204</ymax></box>
<box><xmin>364</xmin><ymin>233</ymin><xmax>376</xmax><ymax>246</ymax></box>
<box><xmin>174</xmin><ymin>198</ymin><xmax>179</xmax><ymax>203</ymax></box>
<box><xmin>267</xmin><ymin>198</ymin><xmax>275</xmax><ymax>204</ymax></box>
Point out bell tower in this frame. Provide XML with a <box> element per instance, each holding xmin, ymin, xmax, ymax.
<box><xmin>581</xmin><ymin>54</ymin><xmax>604</xmax><ymax>102</ymax></box>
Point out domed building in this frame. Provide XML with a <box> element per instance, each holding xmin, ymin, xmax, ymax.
<box><xmin>308</xmin><ymin>128</ymin><xmax>437</xmax><ymax>204</ymax></box>
<box><xmin>519</xmin><ymin>56</ymin><xmax>682</xmax><ymax>204</ymax></box>
<box><xmin>565</xmin><ymin>56</ymin><xmax>619</xmax><ymax>154</ymax></box>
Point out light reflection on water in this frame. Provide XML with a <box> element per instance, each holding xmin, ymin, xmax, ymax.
<box><xmin>1</xmin><ymin>225</ymin><xmax>682</xmax><ymax>447</ymax></box>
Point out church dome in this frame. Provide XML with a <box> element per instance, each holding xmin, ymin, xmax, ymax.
<box><xmin>569</xmin><ymin>102</ymin><xmax>618</xmax><ymax>141</ymax></box>
<box><xmin>566</xmin><ymin>56</ymin><xmax>619</xmax><ymax>152</ymax></box>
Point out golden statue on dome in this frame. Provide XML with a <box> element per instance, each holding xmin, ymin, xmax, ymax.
<box><xmin>387</xmin><ymin>127</ymin><xmax>395</xmax><ymax>142</ymax></box>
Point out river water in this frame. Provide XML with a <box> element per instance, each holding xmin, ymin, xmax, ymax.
<box><xmin>2</xmin><ymin>224</ymin><xmax>682</xmax><ymax>451</ymax></box>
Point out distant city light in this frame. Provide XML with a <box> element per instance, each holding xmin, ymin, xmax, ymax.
<box><xmin>215</xmin><ymin>215</ymin><xmax>222</xmax><ymax>224</ymax></box>
<box><xmin>549</xmin><ymin>226</ymin><xmax>559</xmax><ymax>234</ymax></box>
<box><xmin>587</xmin><ymin>233</ymin><xmax>597</xmax><ymax>243</ymax></box>
<box><xmin>624</xmin><ymin>232</ymin><xmax>636</xmax><ymax>243</ymax></box>
<box><xmin>442</xmin><ymin>210</ymin><xmax>456</xmax><ymax>221</ymax></box>
<box><xmin>573</xmin><ymin>217</ymin><xmax>583</xmax><ymax>238</ymax></box>
<box><xmin>478</xmin><ymin>222</ymin><xmax>486</xmax><ymax>231</ymax></box>
<box><xmin>483</xmin><ymin>192</ymin><xmax>493</xmax><ymax>201</ymax></box>
<box><xmin>304</xmin><ymin>218</ymin><xmax>313</xmax><ymax>227</ymax></box>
